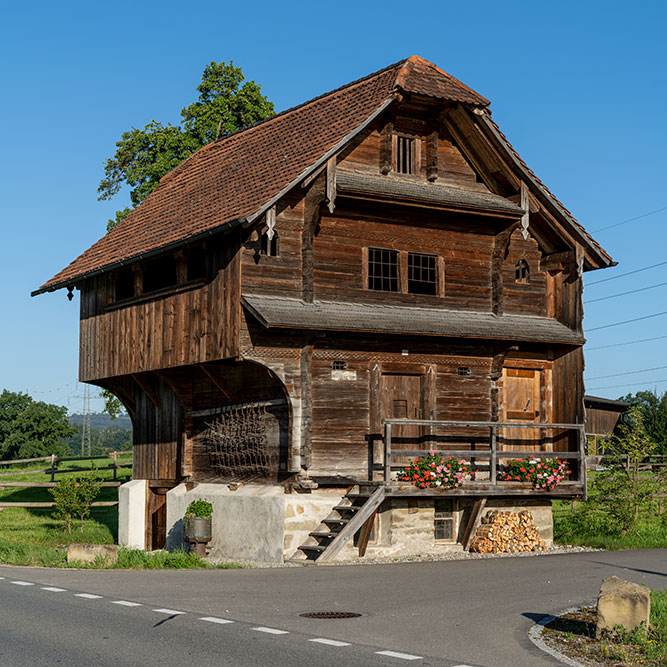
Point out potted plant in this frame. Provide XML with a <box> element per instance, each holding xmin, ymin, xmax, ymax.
<box><xmin>183</xmin><ymin>499</ymin><xmax>213</xmax><ymax>556</ymax></box>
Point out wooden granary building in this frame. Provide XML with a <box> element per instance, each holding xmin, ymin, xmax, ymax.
<box><xmin>35</xmin><ymin>56</ymin><xmax>613</xmax><ymax>562</ymax></box>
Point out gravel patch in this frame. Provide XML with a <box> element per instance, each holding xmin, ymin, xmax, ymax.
<box><xmin>208</xmin><ymin>544</ymin><xmax>601</xmax><ymax>568</ymax></box>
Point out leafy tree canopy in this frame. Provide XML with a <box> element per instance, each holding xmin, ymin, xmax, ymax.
<box><xmin>0</xmin><ymin>390</ymin><xmax>74</xmax><ymax>460</ymax></box>
<box><xmin>618</xmin><ymin>389</ymin><xmax>667</xmax><ymax>454</ymax></box>
<box><xmin>99</xmin><ymin>61</ymin><xmax>274</xmax><ymax>231</ymax></box>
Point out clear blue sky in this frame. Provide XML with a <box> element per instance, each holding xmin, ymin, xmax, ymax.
<box><xmin>1</xmin><ymin>0</ymin><xmax>665</xmax><ymax>411</ymax></box>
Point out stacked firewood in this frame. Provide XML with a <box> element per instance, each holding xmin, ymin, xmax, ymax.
<box><xmin>469</xmin><ymin>510</ymin><xmax>547</xmax><ymax>553</ymax></box>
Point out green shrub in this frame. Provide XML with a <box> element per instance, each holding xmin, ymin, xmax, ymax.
<box><xmin>185</xmin><ymin>499</ymin><xmax>213</xmax><ymax>518</ymax></box>
<box><xmin>49</xmin><ymin>474</ymin><xmax>103</xmax><ymax>534</ymax></box>
<box><xmin>50</xmin><ymin>478</ymin><xmax>80</xmax><ymax>534</ymax></box>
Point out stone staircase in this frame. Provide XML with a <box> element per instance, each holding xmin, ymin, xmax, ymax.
<box><xmin>289</xmin><ymin>484</ymin><xmax>385</xmax><ymax>563</ymax></box>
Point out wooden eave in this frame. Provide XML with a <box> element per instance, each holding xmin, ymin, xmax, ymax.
<box><xmin>242</xmin><ymin>294</ymin><xmax>585</xmax><ymax>346</ymax></box>
<box><xmin>335</xmin><ymin>170</ymin><xmax>524</xmax><ymax>219</ymax></box>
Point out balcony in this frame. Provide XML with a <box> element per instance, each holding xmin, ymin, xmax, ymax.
<box><xmin>382</xmin><ymin>419</ymin><xmax>586</xmax><ymax>498</ymax></box>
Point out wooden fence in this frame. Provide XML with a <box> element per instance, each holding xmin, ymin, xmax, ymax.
<box><xmin>0</xmin><ymin>451</ymin><xmax>132</xmax><ymax>509</ymax></box>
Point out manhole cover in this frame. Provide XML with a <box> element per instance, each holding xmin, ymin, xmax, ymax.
<box><xmin>299</xmin><ymin>611</ymin><xmax>362</xmax><ymax>619</ymax></box>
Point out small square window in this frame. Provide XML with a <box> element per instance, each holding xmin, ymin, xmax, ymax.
<box><xmin>368</xmin><ymin>247</ymin><xmax>399</xmax><ymax>292</ymax></box>
<box><xmin>434</xmin><ymin>499</ymin><xmax>455</xmax><ymax>541</ymax></box>
<box><xmin>457</xmin><ymin>367</ymin><xmax>472</xmax><ymax>377</ymax></box>
<box><xmin>332</xmin><ymin>360</ymin><xmax>348</xmax><ymax>371</ymax></box>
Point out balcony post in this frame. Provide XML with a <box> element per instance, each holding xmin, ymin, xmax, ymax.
<box><xmin>490</xmin><ymin>425</ymin><xmax>497</xmax><ymax>485</ymax></box>
<box><xmin>578</xmin><ymin>425</ymin><xmax>587</xmax><ymax>499</ymax></box>
<box><xmin>384</xmin><ymin>423</ymin><xmax>392</xmax><ymax>484</ymax></box>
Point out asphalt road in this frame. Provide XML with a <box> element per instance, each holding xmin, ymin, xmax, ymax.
<box><xmin>1</xmin><ymin>549</ymin><xmax>665</xmax><ymax>667</ymax></box>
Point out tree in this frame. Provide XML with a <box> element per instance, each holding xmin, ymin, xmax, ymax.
<box><xmin>619</xmin><ymin>389</ymin><xmax>667</xmax><ymax>454</ymax></box>
<box><xmin>0</xmin><ymin>390</ymin><xmax>74</xmax><ymax>460</ymax></box>
<box><xmin>99</xmin><ymin>61</ymin><xmax>274</xmax><ymax>231</ymax></box>
<box><xmin>100</xmin><ymin>389</ymin><xmax>124</xmax><ymax>420</ymax></box>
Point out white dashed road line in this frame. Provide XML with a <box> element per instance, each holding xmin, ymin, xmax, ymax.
<box><xmin>252</xmin><ymin>626</ymin><xmax>289</xmax><ymax>635</ymax></box>
<box><xmin>376</xmin><ymin>650</ymin><xmax>423</xmax><ymax>660</ymax></box>
<box><xmin>199</xmin><ymin>616</ymin><xmax>234</xmax><ymax>625</ymax></box>
<box><xmin>3</xmin><ymin>580</ymin><xmax>455</xmax><ymax>663</ymax></box>
<box><xmin>308</xmin><ymin>638</ymin><xmax>351</xmax><ymax>647</ymax></box>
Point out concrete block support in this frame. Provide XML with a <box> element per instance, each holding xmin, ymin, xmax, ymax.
<box><xmin>166</xmin><ymin>484</ymin><xmax>288</xmax><ymax>563</ymax></box>
<box><xmin>118</xmin><ymin>479</ymin><xmax>148</xmax><ymax>550</ymax></box>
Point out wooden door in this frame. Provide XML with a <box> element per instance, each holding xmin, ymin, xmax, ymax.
<box><xmin>146</xmin><ymin>488</ymin><xmax>167</xmax><ymax>550</ymax></box>
<box><xmin>502</xmin><ymin>367</ymin><xmax>542</xmax><ymax>452</ymax></box>
<box><xmin>382</xmin><ymin>373</ymin><xmax>423</xmax><ymax>455</ymax></box>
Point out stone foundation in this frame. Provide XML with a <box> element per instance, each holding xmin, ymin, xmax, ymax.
<box><xmin>118</xmin><ymin>480</ymin><xmax>553</xmax><ymax>562</ymax></box>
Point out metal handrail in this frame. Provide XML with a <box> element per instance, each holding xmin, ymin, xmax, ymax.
<box><xmin>382</xmin><ymin>419</ymin><xmax>586</xmax><ymax>486</ymax></box>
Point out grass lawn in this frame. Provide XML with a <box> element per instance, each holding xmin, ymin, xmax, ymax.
<box><xmin>553</xmin><ymin>498</ymin><xmax>667</xmax><ymax>550</ymax></box>
<box><xmin>0</xmin><ymin>456</ymin><xmax>239</xmax><ymax>569</ymax></box>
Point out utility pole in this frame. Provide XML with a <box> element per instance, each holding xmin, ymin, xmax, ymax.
<box><xmin>70</xmin><ymin>384</ymin><xmax>92</xmax><ymax>457</ymax></box>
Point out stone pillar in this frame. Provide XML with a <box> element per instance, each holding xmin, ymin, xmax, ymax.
<box><xmin>118</xmin><ymin>479</ymin><xmax>148</xmax><ymax>549</ymax></box>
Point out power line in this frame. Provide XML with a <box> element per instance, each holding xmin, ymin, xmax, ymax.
<box><xmin>586</xmin><ymin>365</ymin><xmax>667</xmax><ymax>381</ymax></box>
<box><xmin>587</xmin><ymin>378</ymin><xmax>667</xmax><ymax>391</ymax></box>
<box><xmin>584</xmin><ymin>281</ymin><xmax>667</xmax><ymax>304</ymax></box>
<box><xmin>586</xmin><ymin>260</ymin><xmax>667</xmax><ymax>286</ymax></box>
<box><xmin>590</xmin><ymin>205</ymin><xmax>667</xmax><ymax>233</ymax></box>
<box><xmin>587</xmin><ymin>311</ymin><xmax>667</xmax><ymax>332</ymax></box>
<box><xmin>586</xmin><ymin>335</ymin><xmax>667</xmax><ymax>351</ymax></box>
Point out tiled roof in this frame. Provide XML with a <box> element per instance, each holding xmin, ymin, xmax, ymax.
<box><xmin>39</xmin><ymin>56</ymin><xmax>491</xmax><ymax>293</ymax></box>
<box><xmin>36</xmin><ymin>55</ymin><xmax>610</xmax><ymax>294</ymax></box>
<box><xmin>242</xmin><ymin>294</ymin><xmax>585</xmax><ymax>345</ymax></box>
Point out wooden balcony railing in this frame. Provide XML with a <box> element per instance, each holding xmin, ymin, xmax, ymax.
<box><xmin>382</xmin><ymin>419</ymin><xmax>586</xmax><ymax>496</ymax></box>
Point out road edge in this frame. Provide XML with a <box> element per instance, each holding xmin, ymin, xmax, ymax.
<box><xmin>528</xmin><ymin>606</ymin><xmax>586</xmax><ymax>667</ymax></box>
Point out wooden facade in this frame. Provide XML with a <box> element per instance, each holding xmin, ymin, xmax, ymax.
<box><xmin>36</xmin><ymin>56</ymin><xmax>613</xmax><ymax>549</ymax></box>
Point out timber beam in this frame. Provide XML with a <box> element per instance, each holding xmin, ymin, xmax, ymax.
<box><xmin>131</xmin><ymin>374</ymin><xmax>162</xmax><ymax>410</ymax></box>
<box><xmin>198</xmin><ymin>364</ymin><xmax>240</xmax><ymax>402</ymax></box>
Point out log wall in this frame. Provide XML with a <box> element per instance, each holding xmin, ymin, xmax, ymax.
<box><xmin>79</xmin><ymin>237</ymin><xmax>240</xmax><ymax>381</ymax></box>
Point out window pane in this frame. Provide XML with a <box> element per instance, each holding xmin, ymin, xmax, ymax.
<box><xmin>408</xmin><ymin>253</ymin><xmax>437</xmax><ymax>295</ymax></box>
<box><xmin>368</xmin><ymin>247</ymin><xmax>399</xmax><ymax>292</ymax></box>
